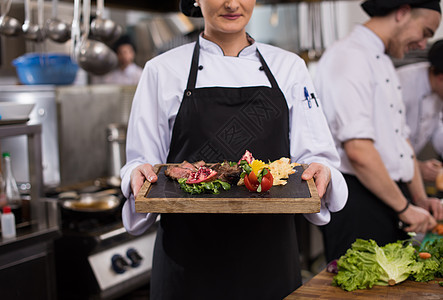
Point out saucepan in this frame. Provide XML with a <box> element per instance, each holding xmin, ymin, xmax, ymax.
<box><xmin>60</xmin><ymin>189</ymin><xmax>121</xmax><ymax>217</ymax></box>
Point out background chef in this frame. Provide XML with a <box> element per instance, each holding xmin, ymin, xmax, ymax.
<box><xmin>92</xmin><ymin>35</ymin><xmax>143</xmax><ymax>85</ymax></box>
<box><xmin>314</xmin><ymin>0</ymin><xmax>443</xmax><ymax>263</ymax></box>
<box><xmin>397</xmin><ymin>39</ymin><xmax>443</xmax><ymax>183</ymax></box>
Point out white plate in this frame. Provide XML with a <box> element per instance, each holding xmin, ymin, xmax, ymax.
<box><xmin>0</xmin><ymin>103</ymin><xmax>35</xmax><ymax>120</ymax></box>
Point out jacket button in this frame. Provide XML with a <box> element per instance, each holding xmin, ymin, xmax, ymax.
<box><xmin>186</xmin><ymin>91</ymin><xmax>192</xmax><ymax>96</ymax></box>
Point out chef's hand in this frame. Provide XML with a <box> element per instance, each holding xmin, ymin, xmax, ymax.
<box><xmin>414</xmin><ymin>196</ymin><xmax>443</xmax><ymax>221</ymax></box>
<box><xmin>399</xmin><ymin>204</ymin><xmax>437</xmax><ymax>233</ymax></box>
<box><xmin>130</xmin><ymin>163</ymin><xmax>158</xmax><ymax>196</ymax></box>
<box><xmin>418</xmin><ymin>159</ymin><xmax>442</xmax><ymax>182</ymax></box>
<box><xmin>301</xmin><ymin>162</ymin><xmax>331</xmax><ymax>198</ymax></box>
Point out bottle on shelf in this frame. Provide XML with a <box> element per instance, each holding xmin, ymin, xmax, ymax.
<box><xmin>0</xmin><ymin>171</ymin><xmax>6</xmax><ymax>208</ymax></box>
<box><xmin>2</xmin><ymin>152</ymin><xmax>22</xmax><ymax>223</ymax></box>
<box><xmin>1</xmin><ymin>205</ymin><xmax>16</xmax><ymax>239</ymax></box>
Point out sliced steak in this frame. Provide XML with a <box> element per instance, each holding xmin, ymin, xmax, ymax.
<box><xmin>180</xmin><ymin>161</ymin><xmax>199</xmax><ymax>171</ymax></box>
<box><xmin>193</xmin><ymin>160</ymin><xmax>206</xmax><ymax>169</ymax></box>
<box><xmin>165</xmin><ymin>160</ymin><xmax>207</xmax><ymax>180</ymax></box>
<box><xmin>164</xmin><ymin>166</ymin><xmax>193</xmax><ymax>180</ymax></box>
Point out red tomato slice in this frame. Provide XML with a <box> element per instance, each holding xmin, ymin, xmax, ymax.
<box><xmin>260</xmin><ymin>172</ymin><xmax>273</xmax><ymax>192</ymax></box>
<box><xmin>248</xmin><ymin>171</ymin><xmax>259</xmax><ymax>185</ymax></box>
<box><xmin>244</xmin><ymin>172</ymin><xmax>259</xmax><ymax>192</ymax></box>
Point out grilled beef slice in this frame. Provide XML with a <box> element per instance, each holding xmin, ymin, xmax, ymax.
<box><xmin>211</xmin><ymin>161</ymin><xmax>242</xmax><ymax>184</ymax></box>
<box><xmin>164</xmin><ymin>160</ymin><xmax>207</xmax><ymax>180</ymax></box>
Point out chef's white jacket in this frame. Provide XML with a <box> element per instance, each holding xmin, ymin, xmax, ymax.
<box><xmin>121</xmin><ymin>36</ymin><xmax>348</xmax><ymax>235</ymax></box>
<box><xmin>396</xmin><ymin>62</ymin><xmax>443</xmax><ymax>157</ymax></box>
<box><xmin>314</xmin><ymin>25</ymin><xmax>415</xmax><ymax>182</ymax></box>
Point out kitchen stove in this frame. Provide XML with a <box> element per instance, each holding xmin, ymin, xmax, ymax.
<box><xmin>52</xmin><ymin>184</ymin><xmax>157</xmax><ymax>300</ymax></box>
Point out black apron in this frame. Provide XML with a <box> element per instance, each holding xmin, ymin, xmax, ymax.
<box><xmin>150</xmin><ymin>41</ymin><xmax>302</xmax><ymax>300</ymax></box>
<box><xmin>320</xmin><ymin>174</ymin><xmax>409</xmax><ymax>263</ymax></box>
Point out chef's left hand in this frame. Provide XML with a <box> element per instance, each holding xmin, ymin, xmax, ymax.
<box><xmin>427</xmin><ymin>198</ymin><xmax>443</xmax><ymax>221</ymax></box>
<box><xmin>301</xmin><ymin>162</ymin><xmax>331</xmax><ymax>198</ymax></box>
<box><xmin>414</xmin><ymin>196</ymin><xmax>443</xmax><ymax>221</ymax></box>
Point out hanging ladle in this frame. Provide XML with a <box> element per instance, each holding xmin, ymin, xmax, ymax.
<box><xmin>46</xmin><ymin>0</ymin><xmax>70</xmax><ymax>43</ymax></box>
<box><xmin>22</xmin><ymin>0</ymin><xmax>45</xmax><ymax>42</ymax></box>
<box><xmin>90</xmin><ymin>0</ymin><xmax>122</xmax><ymax>44</ymax></box>
<box><xmin>75</xmin><ymin>0</ymin><xmax>117</xmax><ymax>75</ymax></box>
<box><xmin>0</xmin><ymin>0</ymin><xmax>21</xmax><ymax>36</ymax></box>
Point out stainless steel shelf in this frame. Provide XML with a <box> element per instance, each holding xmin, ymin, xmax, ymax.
<box><xmin>0</xmin><ymin>124</ymin><xmax>45</xmax><ymax>229</ymax></box>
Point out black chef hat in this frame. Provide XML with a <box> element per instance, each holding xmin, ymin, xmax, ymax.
<box><xmin>428</xmin><ymin>39</ymin><xmax>443</xmax><ymax>73</ymax></box>
<box><xmin>180</xmin><ymin>0</ymin><xmax>203</xmax><ymax>18</ymax></box>
<box><xmin>361</xmin><ymin>0</ymin><xmax>441</xmax><ymax>17</ymax></box>
<box><xmin>112</xmin><ymin>35</ymin><xmax>136</xmax><ymax>53</ymax></box>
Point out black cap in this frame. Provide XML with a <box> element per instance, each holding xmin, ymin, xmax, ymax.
<box><xmin>361</xmin><ymin>0</ymin><xmax>441</xmax><ymax>17</ymax></box>
<box><xmin>180</xmin><ymin>0</ymin><xmax>203</xmax><ymax>18</ymax></box>
<box><xmin>428</xmin><ymin>39</ymin><xmax>443</xmax><ymax>72</ymax></box>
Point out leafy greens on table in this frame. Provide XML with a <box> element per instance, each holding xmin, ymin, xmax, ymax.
<box><xmin>332</xmin><ymin>237</ymin><xmax>443</xmax><ymax>291</ymax></box>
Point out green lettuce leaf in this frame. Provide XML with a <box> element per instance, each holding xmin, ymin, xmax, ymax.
<box><xmin>178</xmin><ymin>178</ymin><xmax>231</xmax><ymax>194</ymax></box>
<box><xmin>333</xmin><ymin>239</ymin><xmax>421</xmax><ymax>291</ymax></box>
<box><xmin>375</xmin><ymin>241</ymin><xmax>419</xmax><ymax>286</ymax></box>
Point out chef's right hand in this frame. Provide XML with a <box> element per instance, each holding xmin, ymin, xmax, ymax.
<box><xmin>399</xmin><ymin>204</ymin><xmax>437</xmax><ymax>233</ymax></box>
<box><xmin>130</xmin><ymin>163</ymin><xmax>158</xmax><ymax>196</ymax></box>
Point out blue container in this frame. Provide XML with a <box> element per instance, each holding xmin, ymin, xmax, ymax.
<box><xmin>12</xmin><ymin>53</ymin><xmax>79</xmax><ymax>85</ymax></box>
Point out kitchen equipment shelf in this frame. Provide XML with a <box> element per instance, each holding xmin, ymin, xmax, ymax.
<box><xmin>0</xmin><ymin>124</ymin><xmax>44</xmax><ymax>228</ymax></box>
<box><xmin>0</xmin><ymin>123</ymin><xmax>60</xmax><ymax>247</ymax></box>
<box><xmin>0</xmin><ymin>123</ymin><xmax>60</xmax><ymax>300</ymax></box>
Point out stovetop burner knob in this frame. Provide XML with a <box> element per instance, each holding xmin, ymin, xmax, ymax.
<box><xmin>127</xmin><ymin>248</ymin><xmax>143</xmax><ymax>268</ymax></box>
<box><xmin>111</xmin><ymin>254</ymin><xmax>129</xmax><ymax>274</ymax></box>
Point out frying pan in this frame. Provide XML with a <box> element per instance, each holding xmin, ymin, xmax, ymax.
<box><xmin>60</xmin><ymin>189</ymin><xmax>121</xmax><ymax>216</ymax></box>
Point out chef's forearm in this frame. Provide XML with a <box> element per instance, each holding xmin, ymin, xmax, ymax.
<box><xmin>405</xmin><ymin>140</ymin><xmax>428</xmax><ymax>206</ymax></box>
<box><xmin>406</xmin><ymin>156</ymin><xmax>429</xmax><ymax>206</ymax></box>
<box><xmin>344</xmin><ymin>139</ymin><xmax>408</xmax><ymax>212</ymax></box>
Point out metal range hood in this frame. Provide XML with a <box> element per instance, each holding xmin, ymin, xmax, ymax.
<box><xmin>55</xmin><ymin>0</ymin><xmax>179</xmax><ymax>13</ymax></box>
<box><xmin>60</xmin><ymin>0</ymin><xmax>325</xmax><ymax>13</ymax></box>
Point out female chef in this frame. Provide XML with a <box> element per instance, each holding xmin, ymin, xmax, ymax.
<box><xmin>121</xmin><ymin>0</ymin><xmax>348</xmax><ymax>299</ymax></box>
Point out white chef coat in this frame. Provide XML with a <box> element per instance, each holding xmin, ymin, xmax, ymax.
<box><xmin>314</xmin><ymin>25</ymin><xmax>415</xmax><ymax>182</ymax></box>
<box><xmin>121</xmin><ymin>35</ymin><xmax>348</xmax><ymax>235</ymax></box>
<box><xmin>396</xmin><ymin>62</ymin><xmax>443</xmax><ymax>157</ymax></box>
<box><xmin>92</xmin><ymin>63</ymin><xmax>143</xmax><ymax>85</ymax></box>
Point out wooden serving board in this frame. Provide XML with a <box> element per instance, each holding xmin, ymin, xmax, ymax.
<box><xmin>135</xmin><ymin>164</ymin><xmax>320</xmax><ymax>214</ymax></box>
<box><xmin>286</xmin><ymin>269</ymin><xmax>443</xmax><ymax>299</ymax></box>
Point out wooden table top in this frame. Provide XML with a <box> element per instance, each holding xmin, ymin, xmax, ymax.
<box><xmin>286</xmin><ymin>269</ymin><xmax>443</xmax><ymax>299</ymax></box>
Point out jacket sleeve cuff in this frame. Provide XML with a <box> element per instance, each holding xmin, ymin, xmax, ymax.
<box><xmin>122</xmin><ymin>194</ymin><xmax>158</xmax><ymax>235</ymax></box>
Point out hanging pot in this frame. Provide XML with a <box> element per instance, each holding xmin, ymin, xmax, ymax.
<box><xmin>0</xmin><ymin>0</ymin><xmax>21</xmax><ymax>37</ymax></box>
<box><xmin>90</xmin><ymin>0</ymin><xmax>122</xmax><ymax>44</ymax></box>
<box><xmin>22</xmin><ymin>0</ymin><xmax>45</xmax><ymax>42</ymax></box>
<box><xmin>46</xmin><ymin>0</ymin><xmax>71</xmax><ymax>43</ymax></box>
<box><xmin>74</xmin><ymin>0</ymin><xmax>117</xmax><ymax>75</ymax></box>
